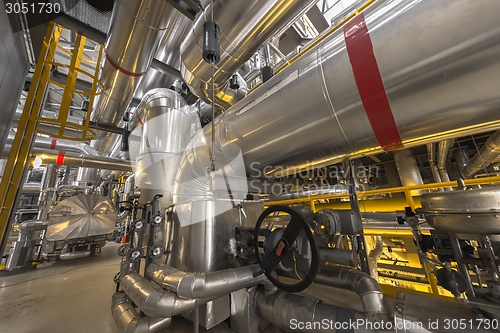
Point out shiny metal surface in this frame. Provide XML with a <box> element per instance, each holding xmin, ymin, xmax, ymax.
<box><xmin>133</xmin><ymin>89</ymin><xmax>199</xmax><ymax>210</ymax></box>
<box><xmin>254</xmin><ymin>288</ymin><xmax>369</xmax><ymax>333</ymax></box>
<box><xmin>167</xmin><ymin>201</ymin><xmax>263</xmax><ymax>272</ymax></box>
<box><xmin>463</xmin><ymin>130</ymin><xmax>500</xmax><ymax>178</ymax></box>
<box><xmin>266</xmin><ymin>184</ymin><xmax>347</xmax><ymax>201</ymax></box>
<box><xmin>420</xmin><ymin>188</ymin><xmax>500</xmax><ymax>235</ymax></box>
<box><xmin>112</xmin><ymin>292</ymin><xmax>172</xmax><ymax>333</ymax></box>
<box><xmin>368</xmin><ymin>236</ymin><xmax>383</xmax><ymax>279</ymax></box>
<box><xmin>46</xmin><ymin>194</ymin><xmax>117</xmax><ymax>241</ymax></box>
<box><xmin>93</xmin><ymin>0</ymin><xmax>183</xmax><ymax>126</ymax></box>
<box><xmin>427</xmin><ymin>143</ymin><xmax>442</xmax><ymax>184</ymax></box>
<box><xmin>176</xmin><ymin>0</ymin><xmax>500</xmax><ymax>180</ymax></box>
<box><xmin>393</xmin><ymin>149</ymin><xmax>424</xmax><ymax>195</ymax></box>
<box><xmin>146</xmin><ymin>263</ymin><xmax>266</xmax><ymax>299</ymax></box>
<box><xmin>437</xmin><ymin>139</ymin><xmax>454</xmax><ymax>184</ymax></box>
<box><xmin>33</xmin><ymin>149</ymin><xmax>133</xmax><ymax>172</ymax></box>
<box><xmin>180</xmin><ymin>0</ymin><xmax>318</xmax><ymax>109</ymax></box>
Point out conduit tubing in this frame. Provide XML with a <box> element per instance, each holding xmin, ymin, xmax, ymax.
<box><xmin>173</xmin><ymin>0</ymin><xmax>500</xmax><ymax>192</ymax></box>
<box><xmin>145</xmin><ymin>263</ymin><xmax>267</xmax><ymax>299</ymax></box>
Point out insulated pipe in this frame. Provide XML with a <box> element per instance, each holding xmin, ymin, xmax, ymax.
<box><xmin>463</xmin><ymin>130</ymin><xmax>500</xmax><ymax>178</ymax></box>
<box><xmin>313</xmin><ymin>266</ymin><xmax>390</xmax><ymax>320</ymax></box>
<box><xmin>426</xmin><ymin>143</ymin><xmax>442</xmax><ymax>184</ymax></box>
<box><xmin>319</xmin><ymin>247</ymin><xmax>358</xmax><ymax>267</ymax></box>
<box><xmin>145</xmin><ymin>263</ymin><xmax>267</xmax><ymax>299</ymax></box>
<box><xmin>254</xmin><ymin>288</ymin><xmax>370</xmax><ymax>333</ymax></box>
<box><xmin>180</xmin><ymin>0</ymin><xmax>318</xmax><ymax>110</ymax></box>
<box><xmin>59</xmin><ymin>251</ymin><xmax>91</xmax><ymax>260</ymax></box>
<box><xmin>173</xmin><ymin>0</ymin><xmax>500</xmax><ymax>194</ymax></box>
<box><xmin>393</xmin><ymin>149</ymin><xmax>424</xmax><ymax>196</ymax></box>
<box><xmin>120</xmin><ymin>272</ymin><xmax>221</xmax><ymax>318</ymax></box>
<box><xmin>91</xmin><ymin>0</ymin><xmax>199</xmax><ymax>155</ymax></box>
<box><xmin>112</xmin><ymin>292</ymin><xmax>172</xmax><ymax>333</ymax></box>
<box><xmin>32</xmin><ymin>149</ymin><xmax>133</xmax><ymax>172</ymax></box>
<box><xmin>133</xmin><ymin>88</ymin><xmax>200</xmax><ymax>210</ymax></box>
<box><xmin>437</xmin><ymin>139</ymin><xmax>454</xmax><ymax>183</ymax></box>
<box><xmin>368</xmin><ymin>236</ymin><xmax>384</xmax><ymax>279</ymax></box>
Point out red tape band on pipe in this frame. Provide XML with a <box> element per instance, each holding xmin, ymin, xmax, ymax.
<box><xmin>50</xmin><ymin>138</ymin><xmax>57</xmax><ymax>150</ymax></box>
<box><xmin>344</xmin><ymin>14</ymin><xmax>404</xmax><ymax>151</ymax></box>
<box><xmin>105</xmin><ymin>53</ymin><xmax>146</xmax><ymax>78</ymax></box>
<box><xmin>56</xmin><ymin>152</ymin><xmax>65</xmax><ymax>165</ymax></box>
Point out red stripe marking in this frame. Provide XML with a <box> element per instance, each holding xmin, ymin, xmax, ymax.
<box><xmin>344</xmin><ymin>14</ymin><xmax>404</xmax><ymax>151</ymax></box>
<box><xmin>136</xmin><ymin>113</ymin><xmax>143</xmax><ymax>126</ymax></box>
<box><xmin>50</xmin><ymin>138</ymin><xmax>57</xmax><ymax>150</ymax></box>
<box><xmin>105</xmin><ymin>53</ymin><xmax>146</xmax><ymax>77</ymax></box>
<box><xmin>55</xmin><ymin>152</ymin><xmax>65</xmax><ymax>165</ymax></box>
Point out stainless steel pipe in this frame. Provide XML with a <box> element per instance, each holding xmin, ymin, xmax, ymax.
<box><xmin>174</xmin><ymin>0</ymin><xmax>500</xmax><ymax>190</ymax></box>
<box><xmin>112</xmin><ymin>292</ymin><xmax>172</xmax><ymax>333</ymax></box>
<box><xmin>180</xmin><ymin>0</ymin><xmax>318</xmax><ymax>109</ymax></box>
<box><xmin>463</xmin><ymin>130</ymin><xmax>500</xmax><ymax>178</ymax></box>
<box><xmin>145</xmin><ymin>263</ymin><xmax>267</xmax><ymax>299</ymax></box>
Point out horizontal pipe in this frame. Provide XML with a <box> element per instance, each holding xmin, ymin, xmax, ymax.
<box><xmin>32</xmin><ymin>149</ymin><xmax>133</xmax><ymax>172</ymax></box>
<box><xmin>112</xmin><ymin>292</ymin><xmax>172</xmax><ymax>333</ymax></box>
<box><xmin>145</xmin><ymin>263</ymin><xmax>267</xmax><ymax>299</ymax></box>
<box><xmin>59</xmin><ymin>251</ymin><xmax>90</xmax><ymax>260</ymax></box>
<box><xmin>463</xmin><ymin>130</ymin><xmax>500</xmax><ymax>178</ymax></box>
<box><xmin>314</xmin><ymin>266</ymin><xmax>390</xmax><ymax>319</ymax></box>
<box><xmin>319</xmin><ymin>247</ymin><xmax>358</xmax><ymax>267</ymax></box>
<box><xmin>174</xmin><ymin>0</ymin><xmax>500</xmax><ymax>193</ymax></box>
<box><xmin>265</xmin><ymin>185</ymin><xmax>347</xmax><ymax>201</ymax></box>
<box><xmin>254</xmin><ymin>288</ymin><xmax>369</xmax><ymax>333</ymax></box>
<box><xmin>120</xmin><ymin>272</ymin><xmax>216</xmax><ymax>318</ymax></box>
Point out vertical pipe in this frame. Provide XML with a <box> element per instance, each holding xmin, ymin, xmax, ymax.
<box><xmin>393</xmin><ymin>149</ymin><xmax>424</xmax><ymax>196</ymax></box>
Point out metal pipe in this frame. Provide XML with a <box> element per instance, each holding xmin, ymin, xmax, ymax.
<box><xmin>145</xmin><ymin>263</ymin><xmax>267</xmax><ymax>299</ymax></box>
<box><xmin>314</xmin><ymin>266</ymin><xmax>390</xmax><ymax>320</ymax></box>
<box><xmin>463</xmin><ymin>130</ymin><xmax>500</xmax><ymax>178</ymax></box>
<box><xmin>437</xmin><ymin>139</ymin><xmax>454</xmax><ymax>184</ymax></box>
<box><xmin>32</xmin><ymin>149</ymin><xmax>133</xmax><ymax>172</ymax></box>
<box><xmin>368</xmin><ymin>236</ymin><xmax>384</xmax><ymax>279</ymax></box>
<box><xmin>120</xmin><ymin>272</ymin><xmax>222</xmax><ymax>318</ymax></box>
<box><xmin>254</xmin><ymin>288</ymin><xmax>370</xmax><ymax>333</ymax></box>
<box><xmin>133</xmin><ymin>88</ymin><xmax>200</xmax><ymax>211</ymax></box>
<box><xmin>59</xmin><ymin>251</ymin><xmax>91</xmax><ymax>260</ymax></box>
<box><xmin>173</xmin><ymin>0</ymin><xmax>500</xmax><ymax>199</ymax></box>
<box><xmin>393</xmin><ymin>149</ymin><xmax>424</xmax><ymax>196</ymax></box>
<box><xmin>180</xmin><ymin>0</ymin><xmax>318</xmax><ymax>110</ymax></box>
<box><xmin>112</xmin><ymin>292</ymin><xmax>172</xmax><ymax>333</ymax></box>
<box><xmin>427</xmin><ymin>143</ymin><xmax>442</xmax><ymax>184</ymax></box>
<box><xmin>319</xmin><ymin>247</ymin><xmax>358</xmax><ymax>267</ymax></box>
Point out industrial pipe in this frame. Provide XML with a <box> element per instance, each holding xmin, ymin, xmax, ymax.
<box><xmin>463</xmin><ymin>130</ymin><xmax>500</xmax><ymax>178</ymax></box>
<box><xmin>254</xmin><ymin>288</ymin><xmax>369</xmax><ymax>333</ymax></box>
<box><xmin>368</xmin><ymin>236</ymin><xmax>384</xmax><ymax>279</ymax></box>
<box><xmin>32</xmin><ymin>149</ymin><xmax>133</xmax><ymax>172</ymax></box>
<box><xmin>59</xmin><ymin>251</ymin><xmax>91</xmax><ymax>260</ymax></box>
<box><xmin>314</xmin><ymin>266</ymin><xmax>390</xmax><ymax>320</ymax></box>
<box><xmin>180</xmin><ymin>0</ymin><xmax>318</xmax><ymax>109</ymax></box>
<box><xmin>145</xmin><ymin>263</ymin><xmax>267</xmax><ymax>299</ymax></box>
<box><xmin>437</xmin><ymin>139</ymin><xmax>454</xmax><ymax>184</ymax></box>
<box><xmin>120</xmin><ymin>272</ymin><xmax>222</xmax><ymax>318</ymax></box>
<box><xmin>393</xmin><ymin>149</ymin><xmax>424</xmax><ymax>196</ymax></box>
<box><xmin>265</xmin><ymin>185</ymin><xmax>347</xmax><ymax>201</ymax></box>
<box><xmin>112</xmin><ymin>292</ymin><xmax>172</xmax><ymax>333</ymax></box>
<box><xmin>426</xmin><ymin>143</ymin><xmax>442</xmax><ymax>184</ymax></box>
<box><xmin>173</xmin><ymin>0</ymin><xmax>500</xmax><ymax>193</ymax></box>
<box><xmin>319</xmin><ymin>247</ymin><xmax>358</xmax><ymax>267</ymax></box>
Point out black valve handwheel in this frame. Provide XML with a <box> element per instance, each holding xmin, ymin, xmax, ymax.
<box><xmin>254</xmin><ymin>205</ymin><xmax>319</xmax><ymax>293</ymax></box>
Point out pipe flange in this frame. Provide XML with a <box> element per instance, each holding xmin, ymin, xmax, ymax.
<box><xmin>132</xmin><ymin>219</ymin><xmax>146</xmax><ymax>232</ymax></box>
<box><xmin>148</xmin><ymin>245</ymin><xmax>164</xmax><ymax>260</ymax></box>
<box><xmin>150</xmin><ymin>213</ymin><xmax>165</xmax><ymax>227</ymax></box>
<box><xmin>127</xmin><ymin>247</ymin><xmax>143</xmax><ymax>262</ymax></box>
